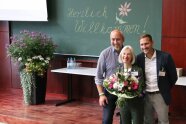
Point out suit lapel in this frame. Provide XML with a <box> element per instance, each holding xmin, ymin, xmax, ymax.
<box><xmin>139</xmin><ymin>53</ymin><xmax>146</xmax><ymax>81</ymax></box>
<box><xmin>156</xmin><ymin>50</ymin><xmax>161</xmax><ymax>80</ymax></box>
<box><xmin>141</xmin><ymin>53</ymin><xmax>145</xmax><ymax>70</ymax></box>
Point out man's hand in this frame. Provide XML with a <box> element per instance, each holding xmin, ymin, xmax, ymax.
<box><xmin>99</xmin><ymin>95</ymin><xmax>108</xmax><ymax>107</ymax></box>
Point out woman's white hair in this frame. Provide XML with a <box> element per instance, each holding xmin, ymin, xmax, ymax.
<box><xmin>118</xmin><ymin>45</ymin><xmax>136</xmax><ymax>64</ymax></box>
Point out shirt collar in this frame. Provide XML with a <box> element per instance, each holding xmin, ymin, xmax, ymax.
<box><xmin>145</xmin><ymin>49</ymin><xmax>156</xmax><ymax>59</ymax></box>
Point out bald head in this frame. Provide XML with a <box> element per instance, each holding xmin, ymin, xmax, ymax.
<box><xmin>110</xmin><ymin>29</ymin><xmax>124</xmax><ymax>41</ymax></box>
<box><xmin>110</xmin><ymin>29</ymin><xmax>125</xmax><ymax>52</ymax></box>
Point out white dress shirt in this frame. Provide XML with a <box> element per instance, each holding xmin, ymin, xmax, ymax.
<box><xmin>145</xmin><ymin>50</ymin><xmax>159</xmax><ymax>92</ymax></box>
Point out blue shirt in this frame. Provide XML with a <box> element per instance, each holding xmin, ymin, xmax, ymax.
<box><xmin>95</xmin><ymin>46</ymin><xmax>121</xmax><ymax>85</ymax></box>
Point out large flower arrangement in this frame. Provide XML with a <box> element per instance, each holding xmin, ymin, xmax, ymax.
<box><xmin>7</xmin><ymin>30</ymin><xmax>57</xmax><ymax>104</ymax></box>
<box><xmin>7</xmin><ymin>30</ymin><xmax>56</xmax><ymax>76</ymax></box>
<box><xmin>103</xmin><ymin>71</ymin><xmax>144</xmax><ymax>108</ymax></box>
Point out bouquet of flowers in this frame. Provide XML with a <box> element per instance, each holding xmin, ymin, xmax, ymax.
<box><xmin>103</xmin><ymin>71</ymin><xmax>144</xmax><ymax>108</ymax></box>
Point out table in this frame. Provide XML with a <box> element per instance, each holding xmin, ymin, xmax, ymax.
<box><xmin>51</xmin><ymin>67</ymin><xmax>96</xmax><ymax>106</ymax></box>
<box><xmin>51</xmin><ymin>67</ymin><xmax>185</xmax><ymax>106</ymax></box>
<box><xmin>175</xmin><ymin>76</ymin><xmax>186</xmax><ymax>86</ymax></box>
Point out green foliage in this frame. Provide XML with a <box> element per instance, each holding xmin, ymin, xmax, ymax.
<box><xmin>7</xmin><ymin>30</ymin><xmax>57</xmax><ymax>76</ymax></box>
<box><xmin>20</xmin><ymin>70</ymin><xmax>35</xmax><ymax>105</ymax></box>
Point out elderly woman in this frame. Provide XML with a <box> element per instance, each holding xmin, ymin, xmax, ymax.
<box><xmin>118</xmin><ymin>45</ymin><xmax>145</xmax><ymax>124</ymax></box>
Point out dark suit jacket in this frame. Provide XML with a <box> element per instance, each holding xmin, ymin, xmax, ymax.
<box><xmin>136</xmin><ymin>50</ymin><xmax>178</xmax><ymax>105</ymax></box>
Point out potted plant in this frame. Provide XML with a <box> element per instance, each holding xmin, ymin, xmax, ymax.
<box><xmin>7</xmin><ymin>30</ymin><xmax>56</xmax><ymax>105</ymax></box>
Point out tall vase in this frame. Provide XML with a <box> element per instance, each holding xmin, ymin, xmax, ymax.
<box><xmin>31</xmin><ymin>73</ymin><xmax>47</xmax><ymax>104</ymax></box>
<box><xmin>20</xmin><ymin>70</ymin><xmax>47</xmax><ymax>105</ymax></box>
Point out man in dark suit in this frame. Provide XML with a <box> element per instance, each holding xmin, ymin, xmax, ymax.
<box><xmin>136</xmin><ymin>34</ymin><xmax>178</xmax><ymax>124</ymax></box>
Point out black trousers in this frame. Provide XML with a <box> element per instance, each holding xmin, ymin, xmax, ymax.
<box><xmin>120</xmin><ymin>97</ymin><xmax>144</xmax><ymax>124</ymax></box>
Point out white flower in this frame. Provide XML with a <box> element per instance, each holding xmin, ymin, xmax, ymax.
<box><xmin>46</xmin><ymin>57</ymin><xmax>50</xmax><ymax>60</ymax></box>
<box><xmin>119</xmin><ymin>2</ymin><xmax>132</xmax><ymax>17</ymax></box>
<box><xmin>32</xmin><ymin>56</ymin><xmax>37</xmax><ymax>59</ymax></box>
<box><xmin>27</xmin><ymin>58</ymin><xmax>32</xmax><ymax>62</ymax></box>
<box><xmin>45</xmin><ymin>60</ymin><xmax>49</xmax><ymax>64</ymax></box>
<box><xmin>118</xmin><ymin>83</ymin><xmax>124</xmax><ymax>91</ymax></box>
<box><xmin>25</xmin><ymin>63</ymin><xmax>29</xmax><ymax>66</ymax></box>
<box><xmin>124</xmin><ymin>72</ymin><xmax>130</xmax><ymax>77</ymax></box>
<box><xmin>38</xmin><ymin>55</ymin><xmax>42</xmax><ymax>58</ymax></box>
<box><xmin>42</xmin><ymin>63</ymin><xmax>46</xmax><ymax>66</ymax></box>
<box><xmin>131</xmin><ymin>76</ymin><xmax>139</xmax><ymax>83</ymax></box>
<box><xmin>18</xmin><ymin>57</ymin><xmax>22</xmax><ymax>61</ymax></box>
<box><xmin>113</xmin><ymin>83</ymin><xmax>118</xmax><ymax>90</ymax></box>
<box><xmin>39</xmin><ymin>57</ymin><xmax>44</xmax><ymax>61</ymax></box>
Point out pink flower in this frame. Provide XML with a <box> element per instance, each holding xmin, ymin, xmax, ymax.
<box><xmin>131</xmin><ymin>82</ymin><xmax>139</xmax><ymax>90</ymax></box>
<box><xmin>109</xmin><ymin>83</ymin><xmax>114</xmax><ymax>89</ymax></box>
<box><xmin>123</xmin><ymin>81</ymin><xmax>128</xmax><ymax>86</ymax></box>
<box><xmin>111</xmin><ymin>77</ymin><xmax>117</xmax><ymax>83</ymax></box>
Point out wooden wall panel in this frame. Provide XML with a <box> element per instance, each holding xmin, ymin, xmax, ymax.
<box><xmin>170</xmin><ymin>86</ymin><xmax>186</xmax><ymax>117</ymax></box>
<box><xmin>162</xmin><ymin>38</ymin><xmax>186</xmax><ymax>74</ymax></box>
<box><xmin>0</xmin><ymin>22</ymin><xmax>11</xmax><ymax>88</ymax></box>
<box><xmin>47</xmin><ymin>58</ymin><xmax>66</xmax><ymax>94</ymax></box>
<box><xmin>162</xmin><ymin>0</ymin><xmax>186</xmax><ymax>116</ymax></box>
<box><xmin>0</xmin><ymin>21</ymin><xmax>22</xmax><ymax>89</ymax></box>
<box><xmin>10</xmin><ymin>62</ymin><xmax>22</xmax><ymax>88</ymax></box>
<box><xmin>162</xmin><ymin>0</ymin><xmax>186</xmax><ymax>37</ymax></box>
<box><xmin>0</xmin><ymin>22</ymin><xmax>9</xmax><ymax>31</ymax></box>
<box><xmin>0</xmin><ymin>32</ymin><xmax>11</xmax><ymax>88</ymax></box>
<box><xmin>162</xmin><ymin>0</ymin><xmax>186</xmax><ymax>75</ymax></box>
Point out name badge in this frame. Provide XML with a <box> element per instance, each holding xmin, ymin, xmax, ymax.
<box><xmin>159</xmin><ymin>71</ymin><xmax>165</xmax><ymax>76</ymax></box>
<box><xmin>131</xmin><ymin>71</ymin><xmax>138</xmax><ymax>76</ymax></box>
